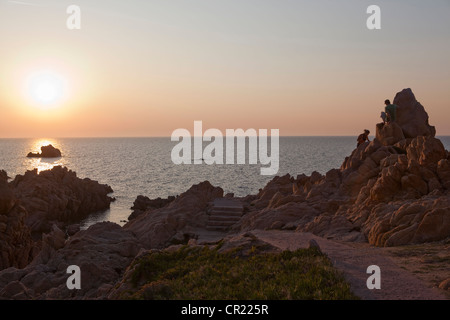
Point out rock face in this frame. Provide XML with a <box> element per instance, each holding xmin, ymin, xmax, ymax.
<box><xmin>376</xmin><ymin>122</ymin><xmax>405</xmax><ymax>146</ymax></box>
<box><xmin>0</xmin><ymin>179</ymin><xmax>222</xmax><ymax>299</ymax></box>
<box><xmin>376</xmin><ymin>89</ymin><xmax>436</xmax><ymax>148</ymax></box>
<box><xmin>0</xmin><ymin>174</ymin><xmax>36</xmax><ymax>271</ymax></box>
<box><xmin>125</xmin><ymin>181</ymin><xmax>223</xmax><ymax>248</ymax></box>
<box><xmin>393</xmin><ymin>88</ymin><xmax>436</xmax><ymax>138</ymax></box>
<box><xmin>406</xmin><ymin>136</ymin><xmax>446</xmax><ymax>168</ymax></box>
<box><xmin>0</xmin><ymin>181</ymin><xmax>222</xmax><ymax>299</ymax></box>
<box><xmin>27</xmin><ymin>144</ymin><xmax>62</xmax><ymax>158</ymax></box>
<box><xmin>128</xmin><ymin>194</ymin><xmax>176</xmax><ymax>221</ymax></box>
<box><xmin>10</xmin><ymin>166</ymin><xmax>114</xmax><ymax>234</ymax></box>
<box><xmin>0</xmin><ymin>222</ymin><xmax>141</xmax><ymax>299</ymax></box>
<box><xmin>0</xmin><ymin>166</ymin><xmax>129</xmax><ymax>298</ymax></box>
<box><xmin>1</xmin><ymin>166</ymin><xmax>115</xmax><ymax>272</ymax></box>
<box><xmin>235</xmin><ymin>89</ymin><xmax>449</xmax><ymax>247</ymax></box>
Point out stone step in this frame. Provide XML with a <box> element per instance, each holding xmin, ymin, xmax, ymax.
<box><xmin>207</xmin><ymin>220</ymin><xmax>238</xmax><ymax>227</ymax></box>
<box><xmin>208</xmin><ymin>215</ymin><xmax>241</xmax><ymax>223</ymax></box>
<box><xmin>213</xmin><ymin>198</ymin><xmax>243</xmax><ymax>207</ymax></box>
<box><xmin>206</xmin><ymin>225</ymin><xmax>230</xmax><ymax>231</ymax></box>
<box><xmin>210</xmin><ymin>209</ymin><xmax>243</xmax><ymax>217</ymax></box>
<box><xmin>211</xmin><ymin>206</ymin><xmax>243</xmax><ymax>213</ymax></box>
<box><xmin>207</xmin><ymin>198</ymin><xmax>243</xmax><ymax>232</ymax></box>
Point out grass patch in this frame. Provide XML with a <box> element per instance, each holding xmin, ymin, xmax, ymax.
<box><xmin>126</xmin><ymin>245</ymin><xmax>358</xmax><ymax>300</ymax></box>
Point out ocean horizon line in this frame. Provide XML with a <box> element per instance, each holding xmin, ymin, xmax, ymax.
<box><xmin>3</xmin><ymin>135</ymin><xmax>450</xmax><ymax>139</ymax></box>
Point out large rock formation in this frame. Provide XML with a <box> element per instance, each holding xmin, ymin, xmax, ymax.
<box><xmin>0</xmin><ymin>164</ymin><xmax>133</xmax><ymax>298</ymax></box>
<box><xmin>394</xmin><ymin>88</ymin><xmax>436</xmax><ymax>138</ymax></box>
<box><xmin>125</xmin><ymin>181</ymin><xmax>223</xmax><ymax>248</ymax></box>
<box><xmin>27</xmin><ymin>144</ymin><xmax>62</xmax><ymax>158</ymax></box>
<box><xmin>0</xmin><ymin>166</ymin><xmax>115</xmax><ymax>273</ymax></box>
<box><xmin>128</xmin><ymin>194</ymin><xmax>176</xmax><ymax>221</ymax></box>
<box><xmin>376</xmin><ymin>122</ymin><xmax>405</xmax><ymax>146</ymax></box>
<box><xmin>234</xmin><ymin>89</ymin><xmax>449</xmax><ymax>247</ymax></box>
<box><xmin>0</xmin><ymin>222</ymin><xmax>141</xmax><ymax>299</ymax></box>
<box><xmin>0</xmin><ymin>180</ymin><xmax>223</xmax><ymax>299</ymax></box>
<box><xmin>10</xmin><ymin>166</ymin><xmax>114</xmax><ymax>234</ymax></box>
<box><xmin>376</xmin><ymin>88</ymin><xmax>436</xmax><ymax>148</ymax></box>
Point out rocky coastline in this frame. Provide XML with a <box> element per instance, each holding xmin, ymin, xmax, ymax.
<box><xmin>0</xmin><ymin>88</ymin><xmax>449</xmax><ymax>299</ymax></box>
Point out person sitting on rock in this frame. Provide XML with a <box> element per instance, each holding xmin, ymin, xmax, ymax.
<box><xmin>384</xmin><ymin>99</ymin><xmax>398</xmax><ymax>123</ymax></box>
<box><xmin>357</xmin><ymin>129</ymin><xmax>370</xmax><ymax>147</ymax></box>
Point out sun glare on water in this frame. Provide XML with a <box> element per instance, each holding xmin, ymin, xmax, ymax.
<box><xmin>28</xmin><ymin>139</ymin><xmax>64</xmax><ymax>173</ymax></box>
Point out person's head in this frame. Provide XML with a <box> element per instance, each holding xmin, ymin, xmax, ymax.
<box><xmin>364</xmin><ymin>129</ymin><xmax>370</xmax><ymax>135</ymax></box>
<box><xmin>385</xmin><ymin>99</ymin><xmax>391</xmax><ymax>105</ymax></box>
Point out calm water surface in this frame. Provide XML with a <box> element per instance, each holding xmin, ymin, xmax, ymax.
<box><xmin>2</xmin><ymin>137</ymin><xmax>449</xmax><ymax>228</ymax></box>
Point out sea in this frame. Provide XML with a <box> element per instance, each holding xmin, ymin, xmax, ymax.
<box><xmin>1</xmin><ymin>136</ymin><xmax>449</xmax><ymax>229</ymax></box>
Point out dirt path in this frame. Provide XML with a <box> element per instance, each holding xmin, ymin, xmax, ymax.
<box><xmin>248</xmin><ymin>230</ymin><xmax>448</xmax><ymax>300</ymax></box>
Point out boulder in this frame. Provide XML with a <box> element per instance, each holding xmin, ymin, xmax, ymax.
<box><xmin>252</xmin><ymin>174</ymin><xmax>294</xmax><ymax>209</ymax></box>
<box><xmin>406</xmin><ymin>136</ymin><xmax>446</xmax><ymax>168</ymax></box>
<box><xmin>0</xmin><ymin>222</ymin><xmax>142</xmax><ymax>299</ymax></box>
<box><xmin>241</xmin><ymin>89</ymin><xmax>449</xmax><ymax>247</ymax></box>
<box><xmin>393</xmin><ymin>88</ymin><xmax>436</xmax><ymax>138</ymax></box>
<box><xmin>27</xmin><ymin>144</ymin><xmax>62</xmax><ymax>158</ymax></box>
<box><xmin>376</xmin><ymin>122</ymin><xmax>405</xmax><ymax>146</ymax></box>
<box><xmin>364</xmin><ymin>197</ymin><xmax>450</xmax><ymax>247</ymax></box>
<box><xmin>10</xmin><ymin>166</ymin><xmax>114</xmax><ymax>234</ymax></box>
<box><xmin>42</xmin><ymin>225</ymin><xmax>66</xmax><ymax>251</ymax></box>
<box><xmin>128</xmin><ymin>195</ymin><xmax>176</xmax><ymax>221</ymax></box>
<box><xmin>0</xmin><ymin>202</ymin><xmax>36</xmax><ymax>271</ymax></box>
<box><xmin>125</xmin><ymin>181</ymin><xmax>223</xmax><ymax>248</ymax></box>
<box><xmin>370</xmin><ymin>163</ymin><xmax>404</xmax><ymax>202</ymax></box>
<box><xmin>412</xmin><ymin>208</ymin><xmax>450</xmax><ymax>243</ymax></box>
<box><xmin>401</xmin><ymin>174</ymin><xmax>428</xmax><ymax>196</ymax></box>
<box><xmin>301</xmin><ymin>214</ymin><xmax>356</xmax><ymax>240</ymax></box>
<box><xmin>239</xmin><ymin>196</ymin><xmax>320</xmax><ymax>232</ymax></box>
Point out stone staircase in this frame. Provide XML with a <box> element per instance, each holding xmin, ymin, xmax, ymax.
<box><xmin>206</xmin><ymin>198</ymin><xmax>244</xmax><ymax>232</ymax></box>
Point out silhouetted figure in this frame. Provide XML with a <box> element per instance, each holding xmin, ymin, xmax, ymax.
<box><xmin>380</xmin><ymin>111</ymin><xmax>387</xmax><ymax>124</ymax></box>
<box><xmin>384</xmin><ymin>99</ymin><xmax>398</xmax><ymax>123</ymax></box>
<box><xmin>357</xmin><ymin>129</ymin><xmax>370</xmax><ymax>147</ymax></box>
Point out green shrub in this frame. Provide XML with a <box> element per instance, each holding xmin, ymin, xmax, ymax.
<box><xmin>128</xmin><ymin>245</ymin><xmax>358</xmax><ymax>300</ymax></box>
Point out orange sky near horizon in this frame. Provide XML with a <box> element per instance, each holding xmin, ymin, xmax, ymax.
<box><xmin>1</xmin><ymin>0</ymin><xmax>450</xmax><ymax>138</ymax></box>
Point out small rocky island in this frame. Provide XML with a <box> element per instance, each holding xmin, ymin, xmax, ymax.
<box><xmin>27</xmin><ymin>144</ymin><xmax>62</xmax><ymax>158</ymax></box>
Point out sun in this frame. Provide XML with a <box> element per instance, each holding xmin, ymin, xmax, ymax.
<box><xmin>27</xmin><ymin>70</ymin><xmax>66</xmax><ymax>108</ymax></box>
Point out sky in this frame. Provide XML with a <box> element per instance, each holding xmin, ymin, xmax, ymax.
<box><xmin>1</xmin><ymin>0</ymin><xmax>450</xmax><ymax>137</ymax></box>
